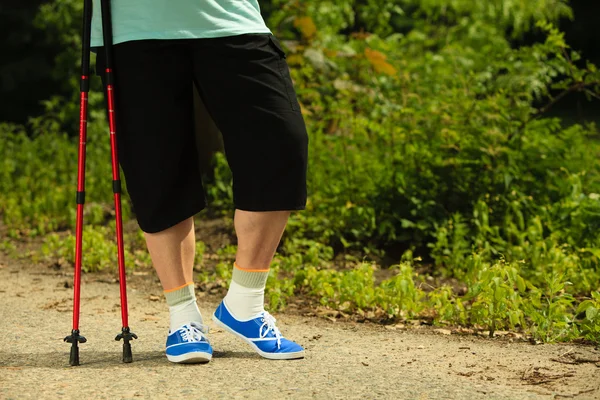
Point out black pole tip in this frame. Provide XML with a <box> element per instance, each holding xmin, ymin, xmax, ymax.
<box><xmin>69</xmin><ymin>343</ymin><xmax>80</xmax><ymax>366</ymax></box>
<box><xmin>64</xmin><ymin>330</ymin><xmax>87</xmax><ymax>366</ymax></box>
<box><xmin>122</xmin><ymin>342</ymin><xmax>133</xmax><ymax>363</ymax></box>
<box><xmin>115</xmin><ymin>327</ymin><xmax>137</xmax><ymax>363</ymax></box>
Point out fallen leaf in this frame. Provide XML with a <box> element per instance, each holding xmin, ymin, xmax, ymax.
<box><xmin>364</xmin><ymin>48</ymin><xmax>397</xmax><ymax>76</ymax></box>
<box><xmin>294</xmin><ymin>16</ymin><xmax>317</xmax><ymax>39</ymax></box>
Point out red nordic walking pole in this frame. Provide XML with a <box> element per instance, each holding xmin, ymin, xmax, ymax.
<box><xmin>64</xmin><ymin>0</ymin><xmax>92</xmax><ymax>367</ymax></box>
<box><xmin>100</xmin><ymin>0</ymin><xmax>137</xmax><ymax>363</ymax></box>
<box><xmin>65</xmin><ymin>0</ymin><xmax>137</xmax><ymax>366</ymax></box>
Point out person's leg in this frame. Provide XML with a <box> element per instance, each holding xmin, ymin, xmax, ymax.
<box><xmin>98</xmin><ymin>39</ymin><xmax>211</xmax><ymax>363</ymax></box>
<box><xmin>234</xmin><ymin>210</ymin><xmax>289</xmax><ymax>269</ymax></box>
<box><xmin>222</xmin><ymin>210</ymin><xmax>289</xmax><ymax>319</ymax></box>
<box><xmin>144</xmin><ymin>217</ymin><xmax>203</xmax><ymax>330</ymax></box>
<box><xmin>191</xmin><ymin>34</ymin><xmax>307</xmax><ymax>359</ymax></box>
<box><xmin>145</xmin><ymin>217</ymin><xmax>195</xmax><ymax>289</ymax></box>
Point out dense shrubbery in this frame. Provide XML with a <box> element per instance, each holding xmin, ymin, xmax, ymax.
<box><xmin>1</xmin><ymin>0</ymin><xmax>599</xmax><ymax>342</ymax></box>
<box><xmin>0</xmin><ymin>118</ymin><xmax>126</xmax><ymax>236</ymax></box>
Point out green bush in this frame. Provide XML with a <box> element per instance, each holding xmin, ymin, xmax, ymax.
<box><xmin>39</xmin><ymin>226</ymin><xmax>148</xmax><ymax>272</ymax></box>
<box><xmin>0</xmin><ymin>118</ymin><xmax>130</xmax><ymax>236</ymax></box>
<box><xmin>576</xmin><ymin>292</ymin><xmax>600</xmax><ymax>343</ymax></box>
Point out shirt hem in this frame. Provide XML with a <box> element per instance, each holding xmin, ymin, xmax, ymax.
<box><xmin>90</xmin><ymin>27</ymin><xmax>272</xmax><ymax>47</ymax></box>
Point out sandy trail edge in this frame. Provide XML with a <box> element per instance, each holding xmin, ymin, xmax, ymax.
<box><xmin>0</xmin><ymin>257</ymin><xmax>598</xmax><ymax>400</ymax></box>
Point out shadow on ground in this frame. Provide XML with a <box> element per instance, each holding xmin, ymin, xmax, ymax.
<box><xmin>0</xmin><ymin>349</ymin><xmax>261</xmax><ymax>369</ymax></box>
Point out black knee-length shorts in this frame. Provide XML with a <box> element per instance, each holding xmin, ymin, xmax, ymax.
<box><xmin>96</xmin><ymin>34</ymin><xmax>308</xmax><ymax>233</ymax></box>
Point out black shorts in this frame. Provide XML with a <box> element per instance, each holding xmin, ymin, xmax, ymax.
<box><xmin>96</xmin><ymin>34</ymin><xmax>308</xmax><ymax>233</ymax></box>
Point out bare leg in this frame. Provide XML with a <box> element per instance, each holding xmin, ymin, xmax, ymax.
<box><xmin>144</xmin><ymin>217</ymin><xmax>195</xmax><ymax>290</ymax></box>
<box><xmin>234</xmin><ymin>210</ymin><xmax>290</xmax><ymax>270</ymax></box>
<box><xmin>221</xmin><ymin>210</ymin><xmax>290</xmax><ymax>319</ymax></box>
<box><xmin>217</xmin><ymin>209</ymin><xmax>305</xmax><ymax>359</ymax></box>
<box><xmin>144</xmin><ymin>217</ymin><xmax>202</xmax><ymax>331</ymax></box>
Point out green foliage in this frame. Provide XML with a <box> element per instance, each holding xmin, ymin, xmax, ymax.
<box><xmin>576</xmin><ymin>292</ymin><xmax>600</xmax><ymax>343</ymax></box>
<box><xmin>414</xmin><ymin>0</ymin><xmax>572</xmax><ymax>37</ymax></box>
<box><xmin>426</xmin><ymin>286</ymin><xmax>467</xmax><ymax>326</ymax></box>
<box><xmin>377</xmin><ymin>263</ymin><xmax>424</xmax><ymax>318</ymax></box>
<box><xmin>525</xmin><ymin>272</ymin><xmax>576</xmax><ymax>342</ymax></box>
<box><xmin>260</xmin><ymin>3</ymin><xmax>600</xmax><ymax>260</ymax></box>
<box><xmin>34</xmin><ymin>0</ymin><xmax>83</xmax><ymax>95</ymax></box>
<box><xmin>33</xmin><ymin>0</ymin><xmax>105</xmax><ymax>133</ymax></box>
<box><xmin>194</xmin><ymin>241</ymin><xmax>206</xmax><ymax>268</ymax></box>
<box><xmin>39</xmin><ymin>226</ymin><xmax>148</xmax><ymax>272</ymax></box>
<box><xmin>266</xmin><ymin>264</ymin><xmax>297</xmax><ymax>311</ymax></box>
<box><xmin>268</xmin><ymin>249</ymin><xmax>598</xmax><ymax>343</ymax></box>
<box><xmin>0</xmin><ymin>120</ymin><xmax>129</xmax><ymax>236</ymax></box>
<box><xmin>0</xmin><ymin>239</ymin><xmax>18</xmax><ymax>258</ymax></box>
<box><xmin>204</xmin><ymin>152</ymin><xmax>233</xmax><ymax>212</ymax></box>
<box><xmin>292</xmin><ymin>262</ymin><xmax>423</xmax><ymax>318</ymax></box>
<box><xmin>466</xmin><ymin>259</ymin><xmax>526</xmax><ymax>337</ymax></box>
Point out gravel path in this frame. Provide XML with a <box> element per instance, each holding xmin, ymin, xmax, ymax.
<box><xmin>1</xmin><ymin>257</ymin><xmax>599</xmax><ymax>400</ymax></box>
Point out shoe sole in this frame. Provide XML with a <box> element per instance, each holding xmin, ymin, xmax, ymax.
<box><xmin>166</xmin><ymin>351</ymin><xmax>212</xmax><ymax>364</ymax></box>
<box><xmin>212</xmin><ymin>314</ymin><xmax>305</xmax><ymax>360</ymax></box>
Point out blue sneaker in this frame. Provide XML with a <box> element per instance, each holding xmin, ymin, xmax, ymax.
<box><xmin>212</xmin><ymin>301</ymin><xmax>305</xmax><ymax>360</ymax></box>
<box><xmin>165</xmin><ymin>322</ymin><xmax>213</xmax><ymax>363</ymax></box>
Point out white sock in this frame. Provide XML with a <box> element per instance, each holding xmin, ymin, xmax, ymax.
<box><xmin>164</xmin><ymin>283</ymin><xmax>203</xmax><ymax>331</ymax></box>
<box><xmin>169</xmin><ymin>299</ymin><xmax>203</xmax><ymax>332</ymax></box>
<box><xmin>223</xmin><ymin>263</ymin><xmax>269</xmax><ymax>320</ymax></box>
<box><xmin>224</xmin><ymin>281</ymin><xmax>265</xmax><ymax>320</ymax></box>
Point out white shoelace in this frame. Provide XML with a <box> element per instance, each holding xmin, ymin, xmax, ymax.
<box><xmin>259</xmin><ymin>312</ymin><xmax>282</xmax><ymax>348</ymax></box>
<box><xmin>179</xmin><ymin>322</ymin><xmax>209</xmax><ymax>343</ymax></box>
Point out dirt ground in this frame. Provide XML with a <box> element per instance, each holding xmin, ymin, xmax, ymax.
<box><xmin>1</xmin><ymin>254</ymin><xmax>599</xmax><ymax>400</ymax></box>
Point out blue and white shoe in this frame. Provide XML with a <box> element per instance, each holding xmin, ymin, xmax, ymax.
<box><xmin>165</xmin><ymin>322</ymin><xmax>213</xmax><ymax>363</ymax></box>
<box><xmin>212</xmin><ymin>301</ymin><xmax>305</xmax><ymax>360</ymax></box>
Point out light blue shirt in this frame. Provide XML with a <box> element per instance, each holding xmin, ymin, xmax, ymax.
<box><xmin>91</xmin><ymin>0</ymin><xmax>271</xmax><ymax>47</ymax></box>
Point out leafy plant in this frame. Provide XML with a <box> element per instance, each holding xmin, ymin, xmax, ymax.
<box><xmin>576</xmin><ymin>291</ymin><xmax>600</xmax><ymax>344</ymax></box>
<box><xmin>466</xmin><ymin>260</ymin><xmax>527</xmax><ymax>337</ymax></box>
<box><xmin>39</xmin><ymin>226</ymin><xmax>144</xmax><ymax>272</ymax></box>
<box><xmin>525</xmin><ymin>274</ymin><xmax>577</xmax><ymax>342</ymax></box>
